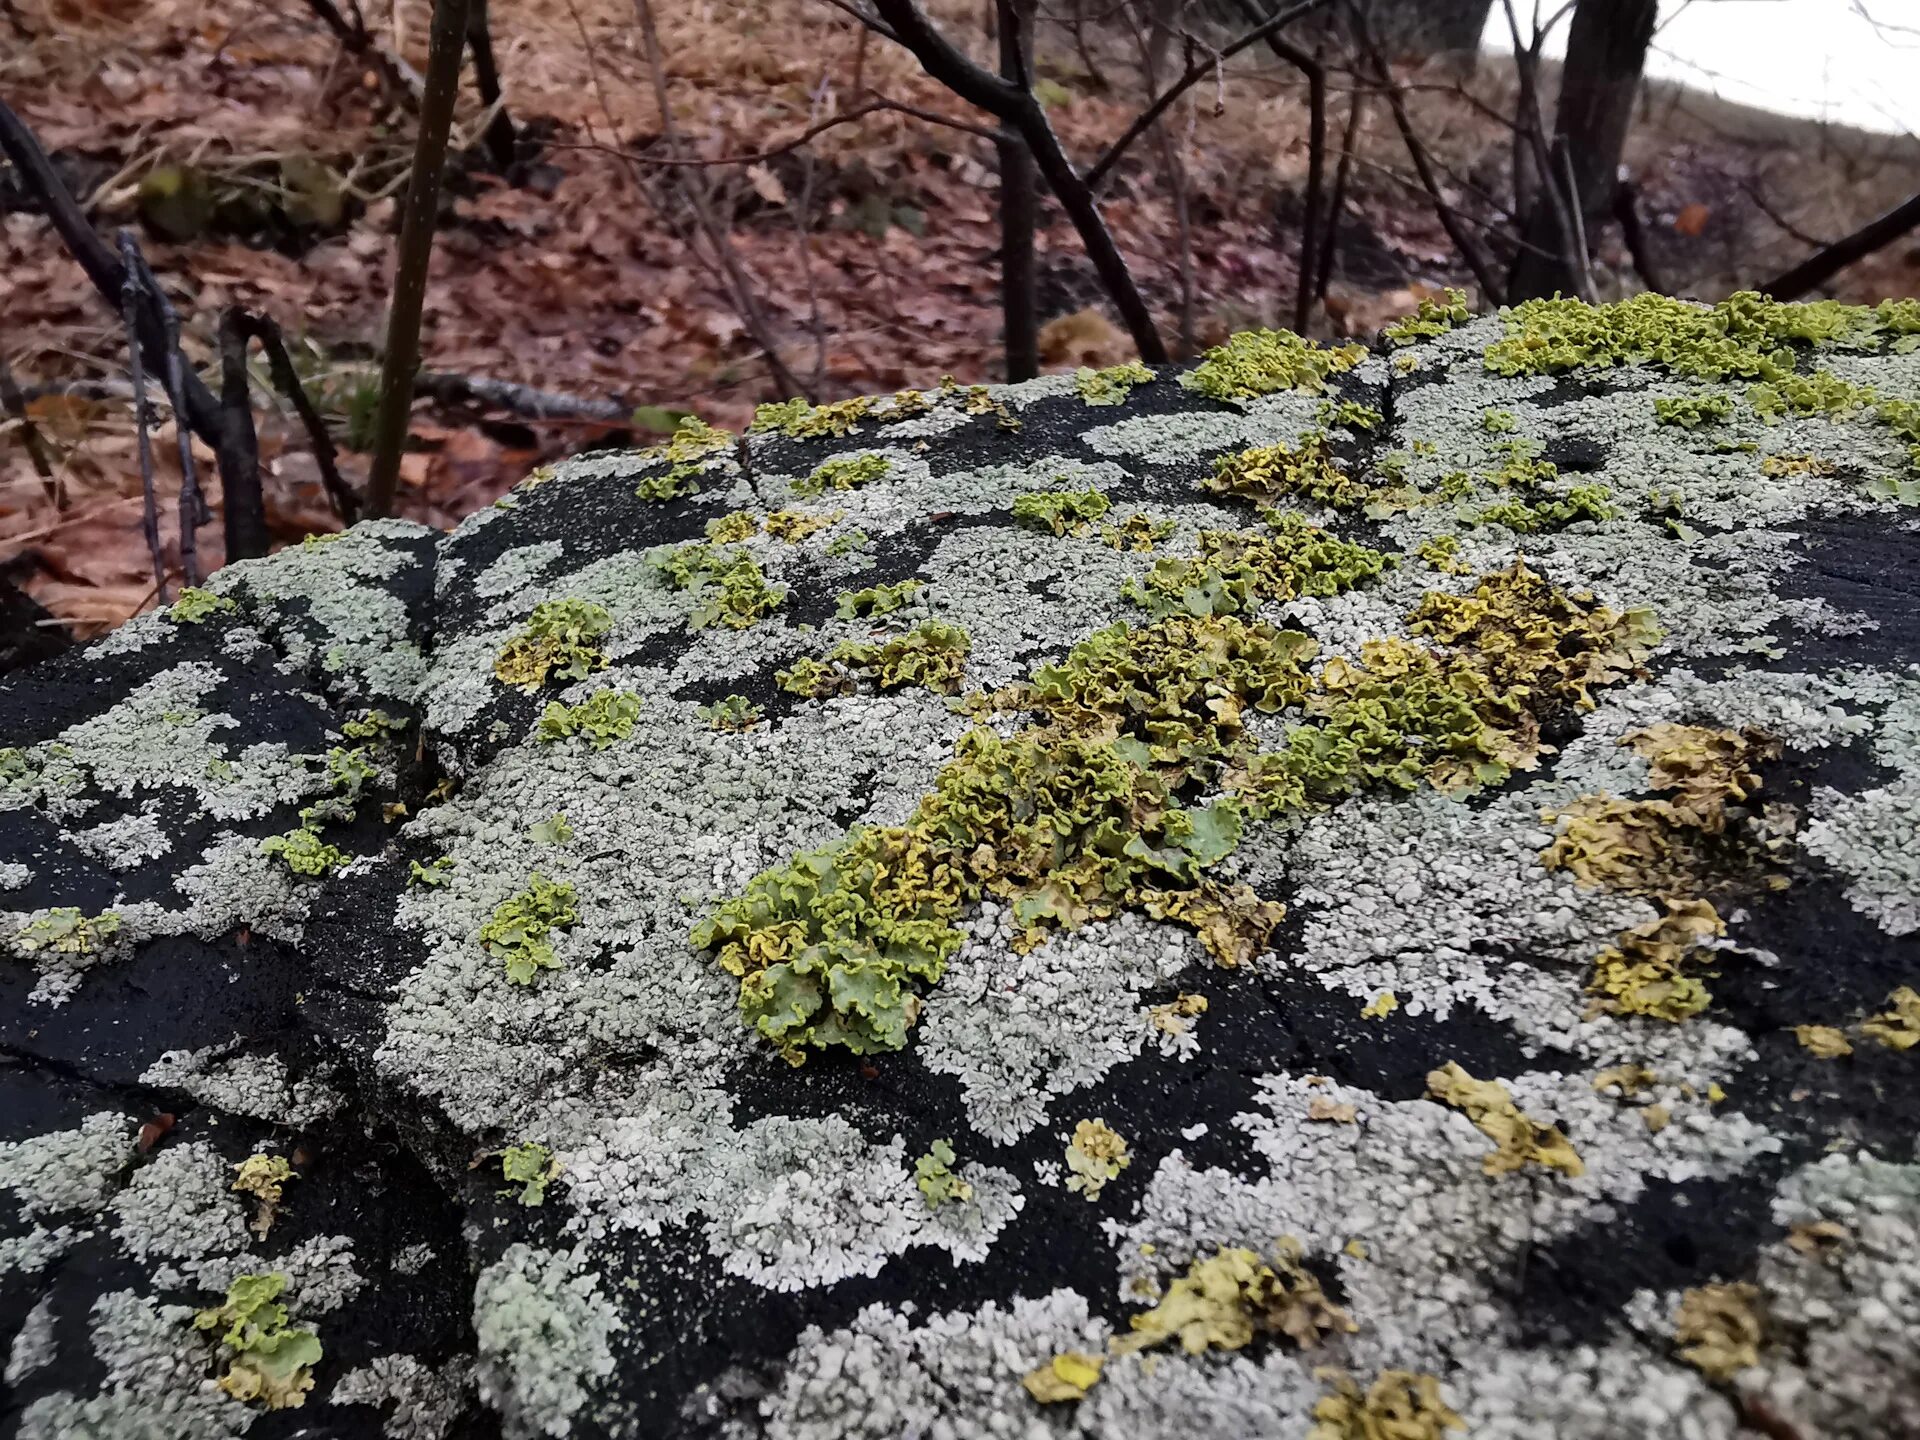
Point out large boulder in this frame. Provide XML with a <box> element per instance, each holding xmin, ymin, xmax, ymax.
<box><xmin>3</xmin><ymin>293</ymin><xmax>1918</xmax><ymax>1439</ymax></box>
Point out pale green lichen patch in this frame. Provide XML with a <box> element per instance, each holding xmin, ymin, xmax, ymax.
<box><xmin>481</xmin><ymin>874</ymin><xmax>579</xmax><ymax>985</ymax></box>
<box><xmin>1654</xmin><ymin>393</ymin><xmax>1736</xmax><ymax>428</ymax></box>
<box><xmin>1202</xmin><ymin>432</ymin><xmax>1366</xmax><ymax>509</ymax></box>
<box><xmin>1121</xmin><ymin>513</ymin><xmax>1393</xmax><ymax>619</ymax></box>
<box><xmin>1181</xmin><ymin>328</ymin><xmax>1366</xmax><ymax>402</ymax></box>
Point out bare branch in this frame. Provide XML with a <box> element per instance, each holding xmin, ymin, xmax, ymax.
<box><xmin>1757</xmin><ymin>189</ymin><xmax>1920</xmax><ymax>301</ymax></box>
<box><xmin>1347</xmin><ymin>5</ymin><xmax>1501</xmax><ymax>300</ymax></box>
<box><xmin>1085</xmin><ymin>0</ymin><xmax>1326</xmax><ymax>193</ymax></box>
<box><xmin>117</xmin><ymin>233</ymin><xmax>169</xmax><ymax>604</ymax></box>
<box><xmin>413</xmin><ymin>370</ymin><xmax>635</xmax><ymax>423</ymax></box>
<box><xmin>0</xmin><ymin>354</ymin><xmax>59</xmax><ymax>502</ymax></box>
<box><xmin>232</xmin><ymin>311</ymin><xmax>363</xmax><ymax>524</ymax></box>
<box><xmin>365</xmin><ymin>0</ymin><xmax>472</xmax><ymax>519</ymax></box>
<box><xmin>870</xmin><ymin>0</ymin><xmax>1167</xmax><ymax>361</ymax></box>
<box><xmin>1228</xmin><ymin>0</ymin><xmax>1323</xmax><ymax>333</ymax></box>
<box><xmin>550</xmin><ymin>96</ymin><xmax>1005</xmax><ymax>169</ymax></box>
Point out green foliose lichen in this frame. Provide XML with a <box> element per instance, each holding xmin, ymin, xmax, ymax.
<box><xmin>1180</xmin><ymin>328</ymin><xmax>1366</xmax><ymax>402</ymax></box>
<box><xmin>1100</xmin><ymin>512</ymin><xmax>1177</xmax><ymax>552</ymax></box>
<box><xmin>655</xmin><ymin>544</ymin><xmax>785</xmax><ymax>629</ymax></box>
<box><xmin>261</xmin><ymin>826</ymin><xmax>349</xmax><ymax>877</ymax></box>
<box><xmin>793</xmin><ymin>452</ymin><xmax>890</xmax><ymax>497</ymax></box>
<box><xmin>776</xmin><ymin>655</ymin><xmax>855</xmax><ymax>699</ymax></box>
<box><xmin>1121</xmin><ymin>513</ymin><xmax>1392</xmax><ymax>619</ymax></box>
<box><xmin>500</xmin><ymin>1142</ymin><xmax>560</xmax><ymax>1206</ymax></box>
<box><xmin>1382</xmin><ymin>287</ymin><xmax>1471</xmax><ymax>346</ymax></box>
<box><xmin>493</xmin><ymin>599</ymin><xmax>614</xmax><ymax>693</ymax></box>
<box><xmin>169</xmin><ymin>587</ymin><xmax>236</xmax><ymax>623</ymax></box>
<box><xmin>193</xmin><ymin>1272</ymin><xmax>322</xmax><ymax>1410</ymax></box>
<box><xmin>833</xmin><ymin>619</ymin><xmax>971</xmax><ymax>693</ymax></box>
<box><xmin>751</xmin><ymin>395</ymin><xmax>874</xmax><ymax>439</ymax></box>
<box><xmin>698</xmin><ymin>694</ymin><xmax>764</xmax><ymax>731</ymax></box>
<box><xmin>1470</xmin><ymin>484</ymin><xmax>1618</xmax><ymax>533</ymax></box>
<box><xmin>537</xmin><ymin>689</ymin><xmax>642</xmax><ymax>748</ymax></box>
<box><xmin>692</xmin><ymin>825</ymin><xmax>966</xmax><ymax>1063</ymax></box>
<box><xmin>1012</xmin><ymin>487</ymin><xmax>1112</xmax><ymax>535</ymax></box>
<box><xmin>705</xmin><ymin>510</ymin><xmax>760</xmax><ymax>543</ymax></box>
<box><xmin>1074</xmin><ymin>360</ymin><xmax>1155</xmax><ymax>406</ymax></box>
<box><xmin>481</xmin><ymin>873</ymin><xmax>579</xmax><ymax>985</ymax></box>
<box><xmin>11</xmin><ymin>906</ymin><xmax>123</xmax><ymax>957</ymax></box>
<box><xmin>1203</xmin><ymin>432</ymin><xmax>1367</xmax><ymax>509</ymax></box>
<box><xmin>914</xmin><ymin>1138</ymin><xmax>973</xmax><ymax>1209</ymax></box>
<box><xmin>836</xmin><ymin>579</ymin><xmax>924</xmax><ymax>619</ymax></box>
<box><xmin>1653</xmin><ymin>393</ymin><xmax>1736</xmax><ymax>428</ymax></box>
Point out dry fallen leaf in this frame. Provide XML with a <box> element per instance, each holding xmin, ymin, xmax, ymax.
<box><xmin>1673</xmin><ymin>202</ymin><xmax>1712</xmax><ymax>237</ymax></box>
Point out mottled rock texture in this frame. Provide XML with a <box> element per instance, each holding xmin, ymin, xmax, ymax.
<box><xmin>3</xmin><ymin>295</ymin><xmax>1918</xmax><ymax>1440</ymax></box>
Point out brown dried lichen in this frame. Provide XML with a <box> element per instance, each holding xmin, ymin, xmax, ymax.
<box><xmin>1308</xmin><ymin>1370</ymin><xmax>1465</xmax><ymax>1440</ymax></box>
<box><xmin>1674</xmin><ymin>1282</ymin><xmax>1764</xmax><ymax>1381</ymax></box>
<box><xmin>1115</xmin><ymin>1240</ymin><xmax>1356</xmax><ymax>1357</ymax></box>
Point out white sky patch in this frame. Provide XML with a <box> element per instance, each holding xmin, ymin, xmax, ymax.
<box><xmin>1483</xmin><ymin>0</ymin><xmax>1920</xmax><ymax>138</ymax></box>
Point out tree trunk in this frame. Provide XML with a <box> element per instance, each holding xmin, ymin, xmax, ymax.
<box><xmin>997</xmin><ymin>0</ymin><xmax>1039</xmax><ymax>382</ymax></box>
<box><xmin>1506</xmin><ymin>0</ymin><xmax>1658</xmax><ymax>302</ymax></box>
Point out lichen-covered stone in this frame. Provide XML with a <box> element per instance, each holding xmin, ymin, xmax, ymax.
<box><xmin>3</xmin><ymin>296</ymin><xmax>1918</xmax><ymax>1438</ymax></box>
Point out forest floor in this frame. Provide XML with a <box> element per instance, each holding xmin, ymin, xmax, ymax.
<box><xmin>4</xmin><ymin>0</ymin><xmax>1919</xmax><ymax>634</ymax></box>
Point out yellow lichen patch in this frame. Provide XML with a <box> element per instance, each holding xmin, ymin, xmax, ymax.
<box><xmin>764</xmin><ymin>508</ymin><xmax>838</xmax><ymax>542</ymax></box>
<box><xmin>1361</xmin><ymin>991</ymin><xmax>1398</xmax><ymax>1019</ymax></box>
<box><xmin>232</xmin><ymin>1155</ymin><xmax>295</xmax><ymax>1240</ymax></box>
<box><xmin>705</xmin><ymin>510</ymin><xmax>759</xmax><ymax>543</ymax></box>
<box><xmin>1622</xmin><ymin>724</ymin><xmax>1778</xmax><ymax>831</ymax></box>
<box><xmin>1308</xmin><ymin>1370</ymin><xmax>1465</xmax><ymax>1440</ymax></box>
<box><xmin>1021</xmin><ymin>1351</ymin><xmax>1105</xmax><ymax>1403</ymax></box>
<box><xmin>1539</xmin><ymin>795</ymin><xmax>1701</xmax><ymax>894</ymax></box>
<box><xmin>1761</xmin><ymin>452</ymin><xmax>1838</xmax><ymax>478</ymax></box>
<box><xmin>1586</xmin><ymin>899</ymin><xmax>1726</xmax><ymax>1023</ymax></box>
<box><xmin>1861</xmin><ymin>986</ymin><xmax>1920</xmax><ymax>1050</ymax></box>
<box><xmin>1795</xmin><ymin>1024</ymin><xmax>1853</xmax><ymax>1058</ymax></box>
<box><xmin>1674</xmin><ymin>1282</ymin><xmax>1764</xmax><ymax>1381</ymax></box>
<box><xmin>1115</xmin><ymin>1241</ymin><xmax>1356</xmax><ymax>1357</ymax></box>
<box><xmin>1426</xmin><ymin>1062</ymin><xmax>1584</xmax><ymax>1177</ymax></box>
<box><xmin>1064</xmin><ymin>1118</ymin><xmax>1130</xmax><ymax>1201</ymax></box>
<box><xmin>1407</xmin><ymin>558</ymin><xmax>1661</xmax><ymax>711</ymax></box>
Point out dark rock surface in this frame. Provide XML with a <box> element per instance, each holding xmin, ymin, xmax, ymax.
<box><xmin>3</xmin><ymin>299</ymin><xmax>1917</xmax><ymax>1439</ymax></box>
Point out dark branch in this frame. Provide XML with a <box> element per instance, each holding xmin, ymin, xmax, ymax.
<box><xmin>413</xmin><ymin>370</ymin><xmax>635</xmax><ymax>423</ymax></box>
<box><xmin>117</xmin><ymin>233</ymin><xmax>169</xmax><ymax>604</ymax></box>
<box><xmin>1229</xmin><ymin>0</ymin><xmax>1323</xmax><ymax>333</ymax></box>
<box><xmin>0</xmin><ymin>354</ymin><xmax>58</xmax><ymax>500</ymax></box>
<box><xmin>1757</xmin><ymin>189</ymin><xmax>1920</xmax><ymax>301</ymax></box>
<box><xmin>231</xmin><ymin>310</ymin><xmax>363</xmax><ymax>525</ymax></box>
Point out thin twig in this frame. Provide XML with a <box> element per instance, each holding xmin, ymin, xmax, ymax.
<box><xmin>1086</xmin><ymin>0</ymin><xmax>1326</xmax><ymax>192</ymax></box>
<box><xmin>1228</xmin><ymin>0</ymin><xmax>1322</xmax><ymax>333</ymax></box>
<box><xmin>1315</xmin><ymin>86</ymin><xmax>1365</xmax><ymax>301</ymax></box>
<box><xmin>0</xmin><ymin>354</ymin><xmax>58</xmax><ymax>502</ymax></box>
<box><xmin>124</xmin><ymin>242</ymin><xmax>207</xmax><ymax>585</ymax></box>
<box><xmin>551</xmin><ymin>95</ymin><xmax>1004</xmax><ymax>167</ymax></box>
<box><xmin>117</xmin><ymin>233</ymin><xmax>169</xmax><ymax>604</ymax></box>
<box><xmin>1348</xmin><ymin>5</ymin><xmax>1501</xmax><ymax>300</ymax></box>
<box><xmin>634</xmin><ymin>0</ymin><xmax>812</xmax><ymax>399</ymax></box>
<box><xmin>413</xmin><ymin>370</ymin><xmax>634</xmax><ymax>422</ymax></box>
<box><xmin>1611</xmin><ymin>179</ymin><xmax>1665</xmax><ymax>294</ymax></box>
<box><xmin>365</xmin><ymin>0</ymin><xmax>472</xmax><ymax>518</ymax></box>
<box><xmin>236</xmin><ymin>311</ymin><xmax>363</xmax><ymax>524</ymax></box>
